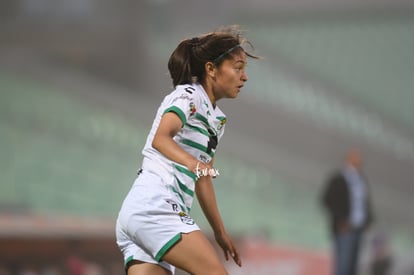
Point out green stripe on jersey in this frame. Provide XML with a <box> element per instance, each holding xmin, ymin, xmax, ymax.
<box><xmin>155</xmin><ymin>233</ymin><xmax>182</xmax><ymax>261</ymax></box>
<box><xmin>170</xmin><ymin>186</ymin><xmax>190</xmax><ymax>212</ymax></box>
<box><xmin>174</xmin><ymin>164</ymin><xmax>197</xmax><ymax>181</ymax></box>
<box><xmin>174</xmin><ymin>176</ymin><xmax>194</xmax><ymax>197</ymax></box>
<box><xmin>164</xmin><ymin>106</ymin><xmax>187</xmax><ymax>125</ymax></box>
<box><xmin>194</xmin><ymin>113</ymin><xmax>209</xmax><ymax>128</ymax></box>
<box><xmin>181</xmin><ymin>139</ymin><xmax>215</xmax><ymax>157</ymax></box>
<box><xmin>185</xmin><ymin>123</ymin><xmax>209</xmax><ymax>136</ymax></box>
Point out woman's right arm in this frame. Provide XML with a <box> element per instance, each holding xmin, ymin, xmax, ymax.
<box><xmin>152</xmin><ymin>112</ymin><xmax>211</xmax><ymax>173</ymax></box>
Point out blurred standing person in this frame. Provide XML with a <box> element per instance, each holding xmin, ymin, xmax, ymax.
<box><xmin>116</xmin><ymin>25</ymin><xmax>258</xmax><ymax>275</ymax></box>
<box><xmin>321</xmin><ymin>149</ymin><xmax>375</xmax><ymax>275</ymax></box>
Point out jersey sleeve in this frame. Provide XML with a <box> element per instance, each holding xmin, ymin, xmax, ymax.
<box><xmin>162</xmin><ymin>86</ymin><xmax>198</xmax><ymax>126</ymax></box>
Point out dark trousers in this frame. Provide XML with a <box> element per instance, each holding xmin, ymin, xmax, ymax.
<box><xmin>333</xmin><ymin>229</ymin><xmax>363</xmax><ymax>275</ymax></box>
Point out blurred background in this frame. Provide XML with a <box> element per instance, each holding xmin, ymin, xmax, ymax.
<box><xmin>1</xmin><ymin>0</ymin><xmax>413</xmax><ymax>274</ymax></box>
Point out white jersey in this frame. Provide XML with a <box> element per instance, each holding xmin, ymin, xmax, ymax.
<box><xmin>141</xmin><ymin>83</ymin><xmax>227</xmax><ymax>212</ymax></box>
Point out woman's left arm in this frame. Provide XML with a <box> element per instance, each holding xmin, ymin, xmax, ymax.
<box><xmin>195</xmin><ymin>163</ymin><xmax>242</xmax><ymax>267</ymax></box>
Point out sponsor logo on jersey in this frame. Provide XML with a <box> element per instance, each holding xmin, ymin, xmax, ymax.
<box><xmin>189</xmin><ymin>102</ymin><xmax>196</xmax><ymax>115</ymax></box>
<box><xmin>172</xmin><ymin>93</ymin><xmax>192</xmax><ymax>104</ymax></box>
<box><xmin>199</xmin><ymin>155</ymin><xmax>209</xmax><ymax>163</ymax></box>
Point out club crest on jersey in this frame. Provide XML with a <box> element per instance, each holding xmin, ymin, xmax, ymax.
<box><xmin>179</xmin><ymin>211</ymin><xmax>195</xmax><ymax>225</ymax></box>
<box><xmin>166</xmin><ymin>200</ymin><xmax>195</xmax><ymax>225</ymax></box>
<box><xmin>216</xmin><ymin>116</ymin><xmax>227</xmax><ymax>130</ymax></box>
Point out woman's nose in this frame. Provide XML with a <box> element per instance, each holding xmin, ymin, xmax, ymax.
<box><xmin>242</xmin><ymin>71</ymin><xmax>248</xmax><ymax>82</ymax></box>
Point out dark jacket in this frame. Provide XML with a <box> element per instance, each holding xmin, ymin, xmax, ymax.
<box><xmin>321</xmin><ymin>170</ymin><xmax>374</xmax><ymax>235</ymax></box>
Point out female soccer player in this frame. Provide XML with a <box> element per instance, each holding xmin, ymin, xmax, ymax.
<box><xmin>116</xmin><ymin>25</ymin><xmax>258</xmax><ymax>275</ymax></box>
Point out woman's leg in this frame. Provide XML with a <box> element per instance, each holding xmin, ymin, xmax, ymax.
<box><xmin>127</xmin><ymin>260</ymin><xmax>172</xmax><ymax>275</ymax></box>
<box><xmin>162</xmin><ymin>231</ymin><xmax>228</xmax><ymax>275</ymax></box>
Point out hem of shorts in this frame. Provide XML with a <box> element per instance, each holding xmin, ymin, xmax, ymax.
<box><xmin>124</xmin><ymin>255</ymin><xmax>134</xmax><ymax>275</ymax></box>
<box><xmin>125</xmin><ymin>255</ymin><xmax>134</xmax><ymax>266</ymax></box>
<box><xmin>155</xmin><ymin>233</ymin><xmax>182</xmax><ymax>262</ymax></box>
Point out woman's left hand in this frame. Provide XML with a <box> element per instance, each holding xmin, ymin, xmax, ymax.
<box><xmin>215</xmin><ymin>232</ymin><xmax>242</xmax><ymax>267</ymax></box>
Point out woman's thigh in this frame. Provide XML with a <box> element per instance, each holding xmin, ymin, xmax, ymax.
<box><xmin>162</xmin><ymin>231</ymin><xmax>227</xmax><ymax>275</ymax></box>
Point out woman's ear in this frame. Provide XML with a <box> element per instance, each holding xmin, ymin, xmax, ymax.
<box><xmin>205</xmin><ymin>62</ymin><xmax>217</xmax><ymax>79</ymax></box>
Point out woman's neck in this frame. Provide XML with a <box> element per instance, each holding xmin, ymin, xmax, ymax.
<box><xmin>200</xmin><ymin>82</ymin><xmax>217</xmax><ymax>107</ymax></box>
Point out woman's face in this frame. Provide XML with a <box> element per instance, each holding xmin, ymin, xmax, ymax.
<box><xmin>213</xmin><ymin>51</ymin><xmax>248</xmax><ymax>100</ymax></box>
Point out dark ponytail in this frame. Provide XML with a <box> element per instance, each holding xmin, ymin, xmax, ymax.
<box><xmin>167</xmin><ymin>39</ymin><xmax>194</xmax><ymax>87</ymax></box>
<box><xmin>168</xmin><ymin>25</ymin><xmax>258</xmax><ymax>87</ymax></box>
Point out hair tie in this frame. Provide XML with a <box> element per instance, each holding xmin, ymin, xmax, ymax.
<box><xmin>191</xmin><ymin>37</ymin><xmax>200</xmax><ymax>49</ymax></box>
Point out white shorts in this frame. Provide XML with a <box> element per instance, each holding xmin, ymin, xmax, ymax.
<box><xmin>115</xmin><ymin>169</ymin><xmax>200</xmax><ymax>273</ymax></box>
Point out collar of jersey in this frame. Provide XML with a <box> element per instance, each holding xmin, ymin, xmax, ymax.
<box><xmin>193</xmin><ymin>83</ymin><xmax>216</xmax><ymax>110</ymax></box>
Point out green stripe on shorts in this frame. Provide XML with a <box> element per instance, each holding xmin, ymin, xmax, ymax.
<box><xmin>125</xmin><ymin>255</ymin><xmax>134</xmax><ymax>265</ymax></box>
<box><xmin>155</xmin><ymin>233</ymin><xmax>182</xmax><ymax>261</ymax></box>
